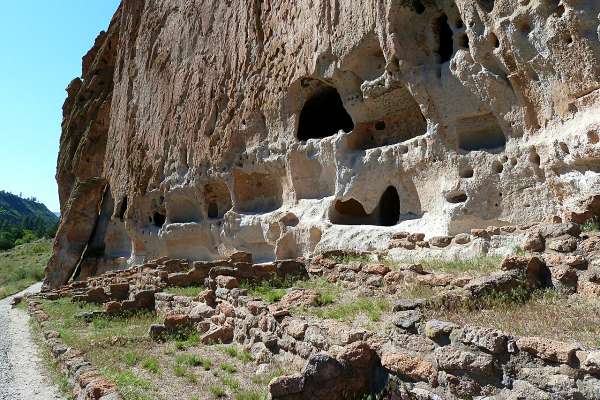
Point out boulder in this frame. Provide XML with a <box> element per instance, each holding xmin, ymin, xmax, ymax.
<box><xmin>381</xmin><ymin>352</ymin><xmax>437</xmax><ymax>384</ymax></box>
<box><xmin>516</xmin><ymin>337</ymin><xmax>578</xmax><ymax>364</ymax></box>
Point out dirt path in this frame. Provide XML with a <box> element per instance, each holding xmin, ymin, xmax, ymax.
<box><xmin>0</xmin><ymin>283</ymin><xmax>63</xmax><ymax>400</ymax></box>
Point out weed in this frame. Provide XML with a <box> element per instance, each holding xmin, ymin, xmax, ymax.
<box><xmin>222</xmin><ymin>375</ymin><xmax>241</xmax><ymax>390</ymax></box>
<box><xmin>234</xmin><ymin>389</ymin><xmax>267</xmax><ymax>400</ymax></box>
<box><xmin>217</xmin><ymin>344</ymin><xmax>253</xmax><ymax>364</ymax></box>
<box><xmin>221</xmin><ymin>362</ymin><xmax>237</xmax><ymax>374</ymax></box>
<box><xmin>209</xmin><ymin>385</ymin><xmax>227</xmax><ymax>398</ymax></box>
<box><xmin>581</xmin><ymin>217</ymin><xmax>600</xmax><ymax>232</ymax></box>
<box><xmin>298</xmin><ymin>297</ymin><xmax>390</xmax><ymax>322</ymax></box>
<box><xmin>411</xmin><ymin>256</ymin><xmax>502</xmax><ymax>275</ymax></box>
<box><xmin>173</xmin><ymin>363</ymin><xmax>187</xmax><ymax>377</ymax></box>
<box><xmin>141</xmin><ymin>357</ymin><xmax>160</xmax><ymax>374</ymax></box>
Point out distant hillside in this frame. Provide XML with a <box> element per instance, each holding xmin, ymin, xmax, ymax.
<box><xmin>0</xmin><ymin>191</ymin><xmax>59</xmax><ymax>250</ymax></box>
<box><xmin>0</xmin><ymin>191</ymin><xmax>58</xmax><ymax>226</ymax></box>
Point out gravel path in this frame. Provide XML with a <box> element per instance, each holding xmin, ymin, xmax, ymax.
<box><xmin>0</xmin><ymin>283</ymin><xmax>63</xmax><ymax>400</ymax></box>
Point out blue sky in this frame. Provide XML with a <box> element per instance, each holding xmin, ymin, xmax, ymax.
<box><xmin>0</xmin><ymin>1</ymin><xmax>120</xmax><ymax>212</ymax></box>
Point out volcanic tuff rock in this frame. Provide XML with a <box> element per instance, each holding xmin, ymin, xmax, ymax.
<box><xmin>46</xmin><ymin>0</ymin><xmax>600</xmax><ymax>287</ymax></box>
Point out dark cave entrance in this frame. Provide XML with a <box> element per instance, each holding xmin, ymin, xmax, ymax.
<box><xmin>207</xmin><ymin>202</ymin><xmax>219</xmax><ymax>219</ymax></box>
<box><xmin>434</xmin><ymin>14</ymin><xmax>454</xmax><ymax>63</ymax></box>
<box><xmin>379</xmin><ymin>186</ymin><xmax>401</xmax><ymax>226</ymax></box>
<box><xmin>330</xmin><ymin>186</ymin><xmax>400</xmax><ymax>226</ymax></box>
<box><xmin>297</xmin><ymin>86</ymin><xmax>354</xmax><ymax>141</ymax></box>
<box><xmin>152</xmin><ymin>212</ymin><xmax>166</xmax><ymax>228</ymax></box>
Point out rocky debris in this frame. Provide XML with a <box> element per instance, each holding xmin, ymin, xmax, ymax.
<box><xmin>270</xmin><ymin>342</ymin><xmax>383</xmax><ymax>400</ymax></box>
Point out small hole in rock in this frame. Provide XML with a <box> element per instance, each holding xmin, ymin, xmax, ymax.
<box><xmin>491</xmin><ymin>32</ymin><xmax>500</xmax><ymax>48</ymax></box>
<box><xmin>493</xmin><ymin>161</ymin><xmax>504</xmax><ymax>173</ymax></box>
<box><xmin>588</xmin><ymin>131</ymin><xmax>599</xmax><ymax>144</ymax></box>
<box><xmin>529</xmin><ymin>151</ymin><xmax>541</xmax><ymax>166</ymax></box>
<box><xmin>459</xmin><ymin>166</ymin><xmax>474</xmax><ymax>178</ymax></box>
<box><xmin>375</xmin><ymin>121</ymin><xmax>386</xmax><ymax>130</ymax></box>
<box><xmin>459</xmin><ymin>34</ymin><xmax>469</xmax><ymax>49</ymax></box>
<box><xmin>555</xmin><ymin>4</ymin><xmax>565</xmax><ymax>17</ymax></box>
<box><xmin>446</xmin><ymin>191</ymin><xmax>468</xmax><ymax>204</ymax></box>
<box><xmin>559</xmin><ymin>142</ymin><xmax>570</xmax><ymax>154</ymax></box>
<box><xmin>412</xmin><ymin>0</ymin><xmax>425</xmax><ymax>14</ymax></box>
<box><xmin>207</xmin><ymin>202</ymin><xmax>219</xmax><ymax>219</ymax></box>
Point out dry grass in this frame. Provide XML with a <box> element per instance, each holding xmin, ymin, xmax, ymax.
<box><xmin>411</xmin><ymin>256</ymin><xmax>502</xmax><ymax>275</ymax></box>
<box><xmin>36</xmin><ymin>299</ymin><xmax>291</xmax><ymax>400</ymax></box>
<box><xmin>426</xmin><ymin>290</ymin><xmax>600</xmax><ymax>348</ymax></box>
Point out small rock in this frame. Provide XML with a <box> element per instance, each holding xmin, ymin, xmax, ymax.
<box><xmin>524</xmin><ymin>233</ymin><xmax>545</xmax><ymax>252</ymax></box>
<box><xmin>425</xmin><ymin>320</ymin><xmax>458</xmax><ymax>340</ymax></box>
<box><xmin>215</xmin><ymin>275</ymin><xmax>239</xmax><ymax>289</ymax></box>
<box><xmin>381</xmin><ymin>352</ymin><xmax>437</xmax><ymax>384</ymax></box>
<box><xmin>453</xmin><ymin>233</ymin><xmax>471</xmax><ymax>245</ymax></box>
<box><xmin>189</xmin><ymin>302</ymin><xmax>215</xmax><ymax>321</ymax></box>
<box><xmin>547</xmin><ymin>236</ymin><xmax>578</xmax><ymax>253</ymax></box>
<box><xmin>201</xmin><ymin>325</ymin><xmax>234</xmax><ymax>344</ymax></box>
<box><xmin>429</xmin><ymin>236</ymin><xmax>453</xmax><ymax>248</ymax></box>
<box><xmin>582</xmin><ymin>351</ymin><xmax>600</xmax><ymax>373</ymax></box>
<box><xmin>516</xmin><ymin>336</ymin><xmax>578</xmax><ymax>364</ymax></box>
<box><xmin>269</xmin><ymin>374</ymin><xmax>304</xmax><ymax>397</ymax></box>
<box><xmin>148</xmin><ymin>324</ymin><xmax>167</xmax><ymax>339</ymax></box>
<box><xmin>164</xmin><ymin>314</ymin><xmax>190</xmax><ymax>330</ymax></box>
<box><xmin>393</xmin><ymin>298</ymin><xmax>426</xmax><ymax>311</ymax></box>
<box><xmin>363</xmin><ymin>264</ymin><xmax>390</xmax><ymax>275</ymax></box>
<box><xmin>392</xmin><ymin>309</ymin><xmax>423</xmax><ymax>331</ymax></box>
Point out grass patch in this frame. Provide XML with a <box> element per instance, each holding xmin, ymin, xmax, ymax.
<box><xmin>164</xmin><ymin>286</ymin><xmax>204</xmax><ymax>298</ymax></box>
<box><xmin>426</xmin><ymin>289</ymin><xmax>600</xmax><ymax>347</ymax></box>
<box><xmin>234</xmin><ymin>389</ymin><xmax>267</xmax><ymax>400</ymax></box>
<box><xmin>0</xmin><ymin>239</ymin><xmax>51</xmax><ymax>299</ymax></box>
<box><xmin>297</xmin><ymin>297</ymin><xmax>391</xmax><ymax>322</ymax></box>
<box><xmin>222</xmin><ymin>375</ymin><xmax>241</xmax><ymax>390</ymax></box>
<box><xmin>408</xmin><ymin>256</ymin><xmax>502</xmax><ymax>275</ymax></box>
<box><xmin>209</xmin><ymin>385</ymin><xmax>227</xmax><ymax>398</ymax></box>
<box><xmin>217</xmin><ymin>344</ymin><xmax>253</xmax><ymax>364</ymax></box>
<box><xmin>294</xmin><ymin>277</ymin><xmax>341</xmax><ymax>305</ymax></box>
<box><xmin>240</xmin><ymin>277</ymin><xmax>295</xmax><ymax>304</ymax></box>
<box><xmin>37</xmin><ymin>298</ymin><xmax>162</xmax><ymax>399</ymax></box>
<box><xmin>141</xmin><ymin>357</ymin><xmax>160</xmax><ymax>374</ymax></box>
<box><xmin>221</xmin><ymin>362</ymin><xmax>237</xmax><ymax>374</ymax></box>
<box><xmin>582</xmin><ymin>217</ymin><xmax>600</xmax><ymax>232</ymax></box>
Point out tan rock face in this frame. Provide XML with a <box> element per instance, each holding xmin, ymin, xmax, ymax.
<box><xmin>48</xmin><ymin>0</ymin><xmax>600</xmax><ymax>287</ymax></box>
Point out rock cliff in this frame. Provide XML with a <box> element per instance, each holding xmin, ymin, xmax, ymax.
<box><xmin>46</xmin><ymin>0</ymin><xmax>600</xmax><ymax>288</ymax></box>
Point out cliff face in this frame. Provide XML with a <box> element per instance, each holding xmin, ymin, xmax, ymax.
<box><xmin>46</xmin><ymin>0</ymin><xmax>600</xmax><ymax>288</ymax></box>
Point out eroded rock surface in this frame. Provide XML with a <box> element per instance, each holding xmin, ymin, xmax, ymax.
<box><xmin>47</xmin><ymin>1</ymin><xmax>600</xmax><ymax>299</ymax></box>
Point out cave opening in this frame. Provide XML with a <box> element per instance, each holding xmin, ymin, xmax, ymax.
<box><xmin>330</xmin><ymin>186</ymin><xmax>400</xmax><ymax>226</ymax></box>
<box><xmin>153</xmin><ymin>212</ymin><xmax>166</xmax><ymax>228</ymax></box>
<box><xmin>117</xmin><ymin>196</ymin><xmax>128</xmax><ymax>222</ymax></box>
<box><xmin>456</xmin><ymin>114</ymin><xmax>507</xmax><ymax>152</ymax></box>
<box><xmin>297</xmin><ymin>85</ymin><xmax>354</xmax><ymax>141</ymax></box>
<box><xmin>207</xmin><ymin>202</ymin><xmax>219</xmax><ymax>219</ymax></box>
<box><xmin>434</xmin><ymin>14</ymin><xmax>454</xmax><ymax>63</ymax></box>
<box><xmin>379</xmin><ymin>186</ymin><xmax>400</xmax><ymax>226</ymax></box>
